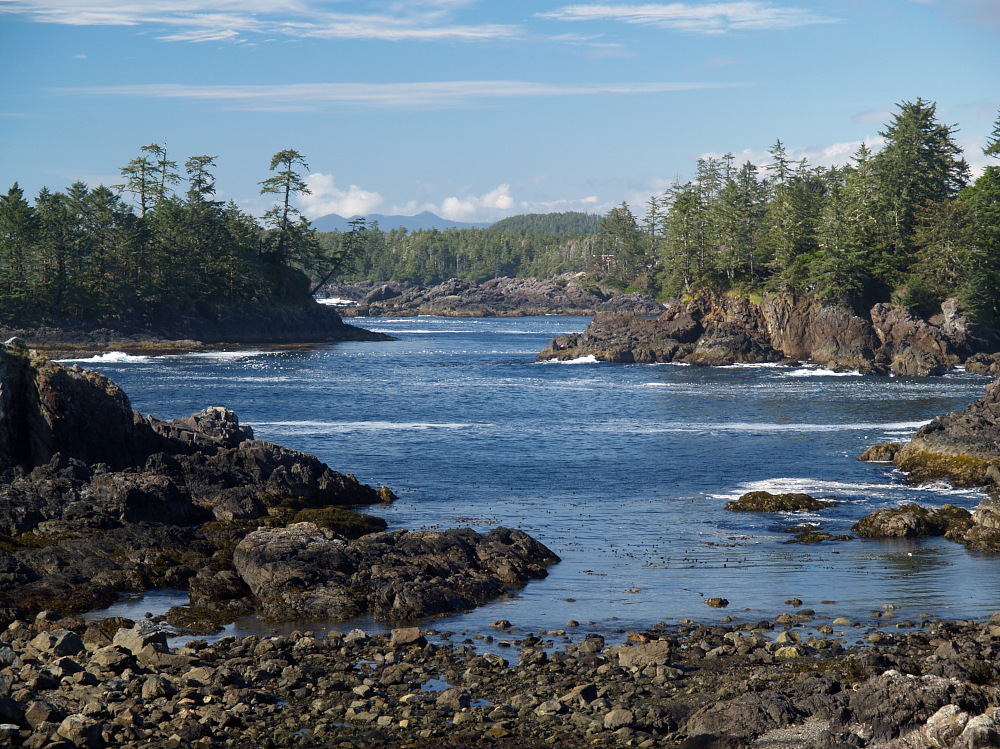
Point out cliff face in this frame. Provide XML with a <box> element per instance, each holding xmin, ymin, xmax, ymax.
<box><xmin>537</xmin><ymin>293</ymin><xmax>998</xmax><ymax>376</ymax></box>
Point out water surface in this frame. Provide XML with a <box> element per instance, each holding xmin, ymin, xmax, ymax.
<box><xmin>71</xmin><ymin>316</ymin><xmax>1000</xmax><ymax>635</ymax></box>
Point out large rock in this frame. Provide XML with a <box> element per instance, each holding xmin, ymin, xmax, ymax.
<box><xmin>893</xmin><ymin>378</ymin><xmax>1000</xmax><ymax>487</ymax></box>
<box><xmin>536</xmin><ymin>293</ymin><xmax>999</xmax><ymax>374</ymax></box>
<box><xmin>232</xmin><ymin>523</ymin><xmax>560</xmax><ymax>621</ymax></box>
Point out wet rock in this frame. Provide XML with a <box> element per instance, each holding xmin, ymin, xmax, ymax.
<box><xmin>726</xmin><ymin>491</ymin><xmax>834</xmax><ymax>513</ymax></box>
<box><xmin>853</xmin><ymin>504</ymin><xmax>973</xmax><ymax>540</ymax></box>
<box><xmin>232</xmin><ymin>523</ymin><xmax>559</xmax><ymax>621</ymax></box>
<box><xmin>859</xmin><ymin>443</ymin><xmax>903</xmax><ymax>462</ymax></box>
<box><xmin>704</xmin><ymin>598</ymin><xmax>729</xmax><ymax>609</ymax></box>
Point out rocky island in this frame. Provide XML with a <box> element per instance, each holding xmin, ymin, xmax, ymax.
<box><xmin>0</xmin><ymin>301</ymin><xmax>390</xmax><ymax>360</ymax></box>
<box><xmin>537</xmin><ymin>293</ymin><xmax>1000</xmax><ymax>376</ymax></box>
<box><xmin>322</xmin><ymin>277</ymin><xmax>664</xmax><ymax>318</ymax></box>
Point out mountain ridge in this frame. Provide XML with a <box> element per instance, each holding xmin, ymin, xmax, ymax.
<box><xmin>311</xmin><ymin>210</ymin><xmax>491</xmax><ymax>232</ymax></box>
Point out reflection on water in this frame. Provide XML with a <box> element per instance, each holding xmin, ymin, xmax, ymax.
<box><xmin>78</xmin><ymin>315</ymin><xmax>1000</xmax><ymax>637</ymax></box>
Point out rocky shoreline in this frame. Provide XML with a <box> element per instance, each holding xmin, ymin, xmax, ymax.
<box><xmin>321</xmin><ymin>277</ymin><xmax>665</xmax><ymax>318</ymax></box>
<box><xmin>10</xmin><ymin>319</ymin><xmax>1000</xmax><ymax>745</ymax></box>
<box><xmin>537</xmin><ymin>293</ymin><xmax>1000</xmax><ymax>376</ymax></box>
<box><xmin>5</xmin><ymin>606</ymin><xmax>1000</xmax><ymax>748</ymax></box>
<box><xmin>0</xmin><ymin>341</ymin><xmax>557</xmax><ymax>631</ymax></box>
<box><xmin>0</xmin><ymin>302</ymin><xmax>390</xmax><ymax>359</ymax></box>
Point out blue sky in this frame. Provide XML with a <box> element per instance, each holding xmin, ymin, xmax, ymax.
<box><xmin>1</xmin><ymin>0</ymin><xmax>998</xmax><ymax>224</ymax></box>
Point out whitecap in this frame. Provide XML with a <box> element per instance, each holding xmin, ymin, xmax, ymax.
<box><xmin>58</xmin><ymin>351</ymin><xmax>152</xmax><ymax>364</ymax></box>
<box><xmin>251</xmin><ymin>420</ymin><xmax>485</xmax><ymax>434</ymax></box>
<box><xmin>315</xmin><ymin>297</ymin><xmax>357</xmax><ymax>306</ymax></box>
<box><xmin>182</xmin><ymin>350</ymin><xmax>277</xmax><ymax>360</ymax></box>
<box><xmin>785</xmin><ymin>367</ymin><xmax>862</xmax><ymax>378</ymax></box>
<box><xmin>537</xmin><ymin>355</ymin><xmax>600</xmax><ymax>365</ymax></box>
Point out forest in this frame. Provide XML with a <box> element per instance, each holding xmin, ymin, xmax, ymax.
<box><xmin>331</xmin><ymin>100</ymin><xmax>1000</xmax><ymax>323</ymax></box>
<box><xmin>0</xmin><ymin>148</ymin><xmax>331</xmax><ymax>325</ymax></box>
<box><xmin>2</xmin><ymin>99</ymin><xmax>998</xmax><ymax>326</ymax></box>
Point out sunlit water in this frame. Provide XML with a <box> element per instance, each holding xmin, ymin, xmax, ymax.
<box><xmin>69</xmin><ymin>316</ymin><xmax>1000</xmax><ymax>638</ymax></box>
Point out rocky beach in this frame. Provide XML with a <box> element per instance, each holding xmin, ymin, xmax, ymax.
<box><xmin>6</xmin><ymin>327</ymin><xmax>1000</xmax><ymax>747</ymax></box>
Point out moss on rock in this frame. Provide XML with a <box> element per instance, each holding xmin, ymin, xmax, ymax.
<box><xmin>726</xmin><ymin>491</ymin><xmax>834</xmax><ymax>513</ymax></box>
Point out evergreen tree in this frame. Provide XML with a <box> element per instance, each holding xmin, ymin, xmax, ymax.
<box><xmin>0</xmin><ymin>183</ymin><xmax>39</xmax><ymax>318</ymax></box>
<box><xmin>871</xmin><ymin>99</ymin><xmax>970</xmax><ymax>286</ymax></box>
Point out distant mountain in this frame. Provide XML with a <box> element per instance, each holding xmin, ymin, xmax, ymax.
<box><xmin>311</xmin><ymin>211</ymin><xmax>491</xmax><ymax>232</ymax></box>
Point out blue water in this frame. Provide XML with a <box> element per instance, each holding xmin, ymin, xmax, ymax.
<box><xmin>69</xmin><ymin>316</ymin><xmax>1000</xmax><ymax>635</ymax></box>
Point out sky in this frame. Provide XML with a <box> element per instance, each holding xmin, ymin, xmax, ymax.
<box><xmin>1</xmin><ymin>0</ymin><xmax>998</xmax><ymax>224</ymax></box>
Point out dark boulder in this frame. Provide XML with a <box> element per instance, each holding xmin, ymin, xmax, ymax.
<box><xmin>852</xmin><ymin>503</ymin><xmax>973</xmax><ymax>539</ymax></box>
<box><xmin>726</xmin><ymin>491</ymin><xmax>834</xmax><ymax>513</ymax></box>
<box><xmin>232</xmin><ymin>523</ymin><xmax>560</xmax><ymax>621</ymax></box>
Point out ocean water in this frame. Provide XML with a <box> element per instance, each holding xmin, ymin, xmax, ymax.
<box><xmin>70</xmin><ymin>316</ymin><xmax>1000</xmax><ymax>635</ymax></box>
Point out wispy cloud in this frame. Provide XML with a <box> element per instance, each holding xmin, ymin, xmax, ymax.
<box><xmin>0</xmin><ymin>0</ymin><xmax>524</xmax><ymax>42</ymax></box>
<box><xmin>538</xmin><ymin>2</ymin><xmax>840</xmax><ymax>34</ymax></box>
<box><xmin>53</xmin><ymin>80</ymin><xmax>751</xmax><ymax>110</ymax></box>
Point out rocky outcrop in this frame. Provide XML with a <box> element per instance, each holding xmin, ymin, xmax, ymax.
<box><xmin>232</xmin><ymin>524</ymin><xmax>559</xmax><ymax>621</ymax></box>
<box><xmin>0</xmin><ymin>341</ymin><xmax>556</xmax><ymax>628</ymax></box>
<box><xmin>852</xmin><ymin>504</ymin><xmax>973</xmax><ymax>539</ymax></box>
<box><xmin>892</xmin><ymin>378</ymin><xmax>1000</xmax><ymax>488</ymax></box>
<box><xmin>537</xmin><ymin>293</ymin><xmax>998</xmax><ymax>375</ymax></box>
<box><xmin>0</xmin><ymin>301</ymin><xmax>390</xmax><ymax>358</ymax></box>
<box><xmin>329</xmin><ymin>277</ymin><xmax>664</xmax><ymax>318</ymax></box>
<box><xmin>726</xmin><ymin>491</ymin><xmax>834</xmax><ymax>513</ymax></box>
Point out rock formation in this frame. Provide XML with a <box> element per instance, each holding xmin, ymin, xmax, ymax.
<box><xmin>0</xmin><ymin>341</ymin><xmax>557</xmax><ymax>627</ymax></box>
<box><xmin>856</xmin><ymin>378</ymin><xmax>1000</xmax><ymax>551</ymax></box>
<box><xmin>537</xmin><ymin>292</ymin><xmax>999</xmax><ymax>375</ymax></box>
<box><xmin>328</xmin><ymin>277</ymin><xmax>665</xmax><ymax>317</ymax></box>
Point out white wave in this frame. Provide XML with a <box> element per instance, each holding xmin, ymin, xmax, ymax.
<box><xmin>183</xmin><ymin>350</ymin><xmax>277</xmax><ymax>360</ymax></box>
<box><xmin>785</xmin><ymin>367</ymin><xmax>862</xmax><ymax>378</ymax></box>
<box><xmin>538</xmin><ymin>355</ymin><xmax>600</xmax><ymax>365</ymax></box>
<box><xmin>58</xmin><ymin>351</ymin><xmax>152</xmax><ymax>364</ymax></box>
<box><xmin>596</xmin><ymin>420</ymin><xmax>930</xmax><ymax>434</ymax></box>
<box><xmin>315</xmin><ymin>297</ymin><xmax>357</xmax><ymax>306</ymax></box>
<box><xmin>252</xmin><ymin>420</ymin><xmax>484</xmax><ymax>434</ymax></box>
<box><xmin>721</xmin><ymin>476</ymin><xmax>986</xmax><ymax>501</ymax></box>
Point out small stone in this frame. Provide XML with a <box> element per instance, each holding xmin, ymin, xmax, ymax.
<box><xmin>705</xmin><ymin>597</ymin><xmax>729</xmax><ymax>608</ymax></box>
<box><xmin>490</xmin><ymin>620</ymin><xmax>512</xmax><ymax>630</ymax></box>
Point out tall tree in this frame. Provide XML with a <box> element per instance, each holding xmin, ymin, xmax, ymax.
<box><xmin>986</xmin><ymin>108</ymin><xmax>1000</xmax><ymax>159</ymax></box>
<box><xmin>0</xmin><ymin>183</ymin><xmax>39</xmax><ymax>317</ymax></box>
<box><xmin>871</xmin><ymin>99</ymin><xmax>969</xmax><ymax>286</ymax></box>
<box><xmin>259</xmin><ymin>149</ymin><xmax>313</xmax><ymax>268</ymax></box>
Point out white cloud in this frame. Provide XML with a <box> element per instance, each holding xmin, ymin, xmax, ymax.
<box><xmin>393</xmin><ymin>187</ymin><xmax>604</xmax><ymax>222</ymax></box>
<box><xmin>538</xmin><ymin>2</ymin><xmax>840</xmax><ymax>34</ymax></box>
<box><xmin>0</xmin><ymin>0</ymin><xmax>524</xmax><ymax>42</ymax></box>
<box><xmin>698</xmin><ymin>137</ymin><xmax>886</xmax><ymax>172</ymax></box>
<box><xmin>298</xmin><ymin>173</ymin><xmax>383</xmax><ymax>219</ymax></box>
<box><xmin>54</xmin><ymin>80</ymin><xmax>751</xmax><ymax>110</ymax></box>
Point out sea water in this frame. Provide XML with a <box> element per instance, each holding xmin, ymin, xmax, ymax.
<box><xmin>69</xmin><ymin>316</ymin><xmax>1000</xmax><ymax>635</ymax></box>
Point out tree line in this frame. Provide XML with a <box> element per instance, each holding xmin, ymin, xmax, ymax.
<box><xmin>0</xmin><ymin>146</ymin><xmax>334</xmax><ymax>325</ymax></box>
<box><xmin>596</xmin><ymin>99</ymin><xmax>1000</xmax><ymax>322</ymax></box>
<box><xmin>325</xmin><ymin>212</ymin><xmax>601</xmax><ymax>285</ymax></box>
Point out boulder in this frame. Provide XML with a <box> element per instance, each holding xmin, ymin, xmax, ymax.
<box><xmin>852</xmin><ymin>504</ymin><xmax>973</xmax><ymax>540</ymax></box>
<box><xmin>726</xmin><ymin>491</ymin><xmax>834</xmax><ymax>513</ymax></box>
<box><xmin>232</xmin><ymin>523</ymin><xmax>559</xmax><ymax>621</ymax></box>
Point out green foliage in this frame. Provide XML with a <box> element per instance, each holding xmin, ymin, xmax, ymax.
<box><xmin>0</xmin><ymin>148</ymin><xmax>328</xmax><ymax>324</ymax></box>
<box><xmin>329</xmin><ymin>216</ymin><xmax>599</xmax><ymax>285</ymax></box>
